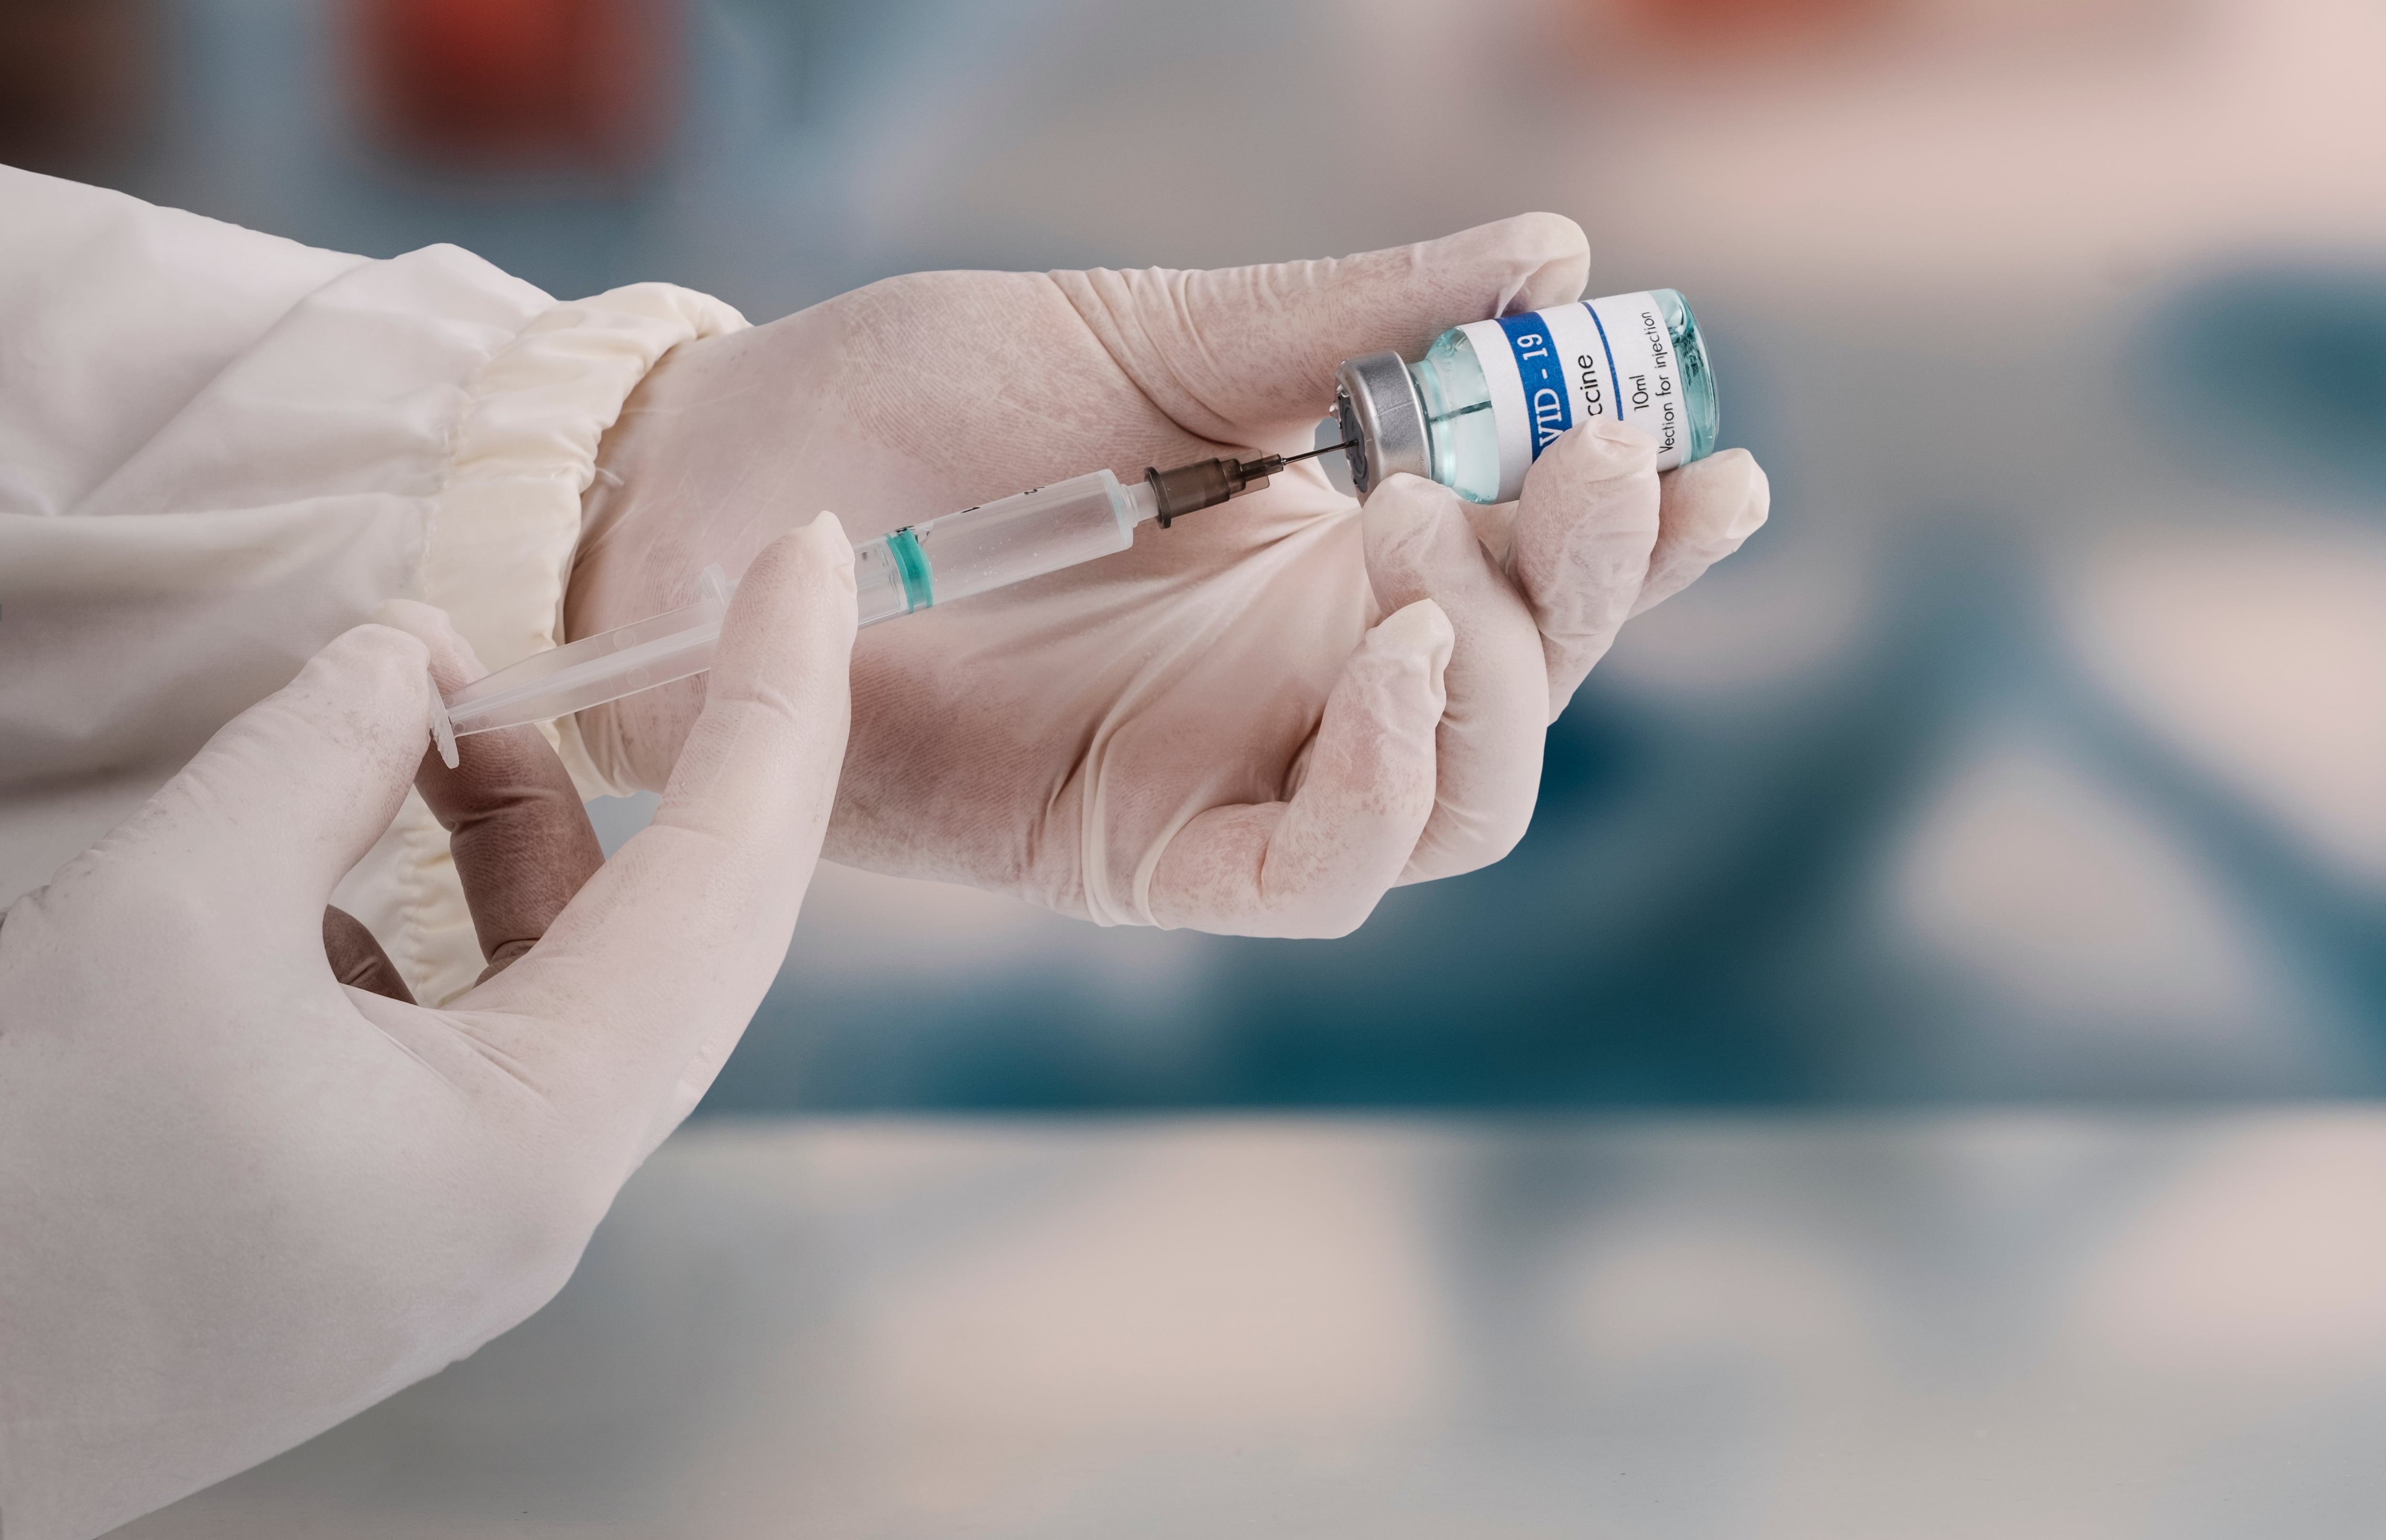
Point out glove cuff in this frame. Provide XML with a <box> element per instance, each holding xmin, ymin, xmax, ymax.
<box><xmin>356</xmin><ymin>283</ymin><xmax>748</xmax><ymax>1004</ymax></box>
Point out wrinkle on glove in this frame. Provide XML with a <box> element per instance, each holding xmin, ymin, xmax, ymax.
<box><xmin>1508</xmin><ymin>429</ymin><xmax>1771</xmax><ymax>718</ymax></box>
<box><xmin>0</xmin><ymin>518</ymin><xmax>854</xmax><ymax>1540</ymax></box>
<box><xmin>568</xmin><ymin>215</ymin><xmax>1770</xmax><ymax>937</ymax></box>
<box><xmin>1147</xmin><ymin>597</ymin><xmax>1453</xmax><ymax>937</ymax></box>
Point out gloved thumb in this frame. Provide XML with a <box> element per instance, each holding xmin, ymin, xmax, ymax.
<box><xmin>1147</xmin><ymin>598</ymin><xmax>1451</xmax><ymax>938</ymax></box>
<box><xmin>103</xmin><ymin>625</ymin><xmax>434</xmax><ymax>939</ymax></box>
<box><xmin>457</xmin><ymin>514</ymin><xmax>857</xmax><ymax>1155</ymax></box>
<box><xmin>1052</xmin><ymin>213</ymin><xmax>1590</xmax><ymax>446</ymax></box>
<box><xmin>1361</xmin><ymin>473</ymin><xmax>1547</xmax><ymax>882</ymax></box>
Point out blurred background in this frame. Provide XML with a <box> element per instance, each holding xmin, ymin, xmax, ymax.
<box><xmin>9</xmin><ymin>0</ymin><xmax>2383</xmax><ymax>1113</ymax></box>
<box><xmin>18</xmin><ymin>0</ymin><xmax>2386</xmax><ymax>1534</ymax></box>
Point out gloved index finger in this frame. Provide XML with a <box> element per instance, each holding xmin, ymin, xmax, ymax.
<box><xmin>106</xmin><ymin>624</ymin><xmax>433</xmax><ymax>936</ymax></box>
<box><xmin>1052</xmin><ymin>214</ymin><xmax>1591</xmax><ymax>445</ymax></box>
<box><xmin>454</xmin><ymin>517</ymin><xmax>857</xmax><ymax>1146</ymax></box>
<box><xmin>378</xmin><ymin>601</ymin><xmax>606</xmax><ymax>982</ymax></box>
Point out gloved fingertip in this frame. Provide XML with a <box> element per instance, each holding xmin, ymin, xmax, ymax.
<box><xmin>1375</xmin><ymin>595</ymin><xmax>1456</xmax><ymax>669</ymax></box>
<box><xmin>1725</xmin><ymin>452</ymin><xmax>1773</xmax><ymax>541</ymax></box>
<box><xmin>1532</xmin><ymin>418</ymin><xmax>1660</xmax><ymax>491</ymax></box>
<box><xmin>753</xmin><ymin>518</ymin><xmax>859</xmax><ymax>627</ymax></box>
<box><xmin>1360</xmin><ymin>471</ymin><xmax>1453</xmax><ymax>524</ymax></box>
<box><xmin>276</xmin><ymin>625</ymin><xmax>443</xmax><ymax>795</ymax></box>
<box><xmin>1353</xmin><ymin>598</ymin><xmax>1454</xmax><ymax>727</ymax></box>
<box><xmin>309</xmin><ymin>622</ymin><xmax>431</xmax><ymax>697</ymax></box>
<box><xmin>372</xmin><ymin>599</ymin><xmax>486</xmax><ymax>693</ymax></box>
<box><xmin>1363</xmin><ymin>472</ymin><xmax>1481</xmax><ymax>554</ymax></box>
<box><xmin>1361</xmin><ymin>474</ymin><xmax>1477</xmax><ymax>607</ymax></box>
<box><xmin>1467</xmin><ymin>209</ymin><xmax>1587</xmax><ymax>255</ymax></box>
<box><xmin>801</xmin><ymin>509</ymin><xmax>857</xmax><ymax>589</ymax></box>
<box><xmin>1429</xmin><ymin>212</ymin><xmax>1589</xmax><ymax>314</ymax></box>
<box><xmin>714</xmin><ymin>523</ymin><xmax>860</xmax><ymax>701</ymax></box>
<box><xmin>1666</xmin><ymin>447</ymin><xmax>1773</xmax><ymax>543</ymax></box>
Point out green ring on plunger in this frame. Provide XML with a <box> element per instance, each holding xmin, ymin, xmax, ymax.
<box><xmin>886</xmin><ymin>527</ymin><xmax>934</xmax><ymax>611</ymax></box>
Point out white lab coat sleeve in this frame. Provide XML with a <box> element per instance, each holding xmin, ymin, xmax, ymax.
<box><xmin>0</xmin><ymin>167</ymin><xmax>748</xmax><ymax>1002</ymax></box>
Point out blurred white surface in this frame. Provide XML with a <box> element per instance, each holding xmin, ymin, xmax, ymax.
<box><xmin>121</xmin><ymin>1113</ymin><xmax>2386</xmax><ymax>1539</ymax></box>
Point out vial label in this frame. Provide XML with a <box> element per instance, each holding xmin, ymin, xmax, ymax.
<box><xmin>1458</xmin><ymin>291</ymin><xmax>1688</xmax><ymax>499</ymax></box>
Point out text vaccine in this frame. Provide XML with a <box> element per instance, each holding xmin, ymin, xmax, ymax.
<box><xmin>1333</xmin><ymin>289</ymin><xmax>1720</xmax><ymax>503</ymax></box>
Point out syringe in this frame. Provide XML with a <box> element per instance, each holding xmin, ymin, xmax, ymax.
<box><xmin>427</xmin><ymin>445</ymin><xmax>1344</xmax><ymax>767</ymax></box>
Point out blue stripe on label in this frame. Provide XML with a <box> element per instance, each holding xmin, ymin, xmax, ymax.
<box><xmin>1584</xmin><ymin>302</ymin><xmax>1625</xmax><ymax>430</ymax></box>
<box><xmin>1499</xmin><ymin>312</ymin><xmax>1572</xmax><ymax>458</ymax></box>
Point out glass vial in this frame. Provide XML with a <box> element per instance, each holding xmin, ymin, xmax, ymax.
<box><xmin>1335</xmin><ymin>289</ymin><xmax>1719</xmax><ymax>504</ymax></box>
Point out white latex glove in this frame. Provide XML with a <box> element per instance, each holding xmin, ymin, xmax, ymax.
<box><xmin>570</xmin><ymin>215</ymin><xmax>1770</xmax><ymax>936</ymax></box>
<box><xmin>0</xmin><ymin>520</ymin><xmax>855</xmax><ymax>1540</ymax></box>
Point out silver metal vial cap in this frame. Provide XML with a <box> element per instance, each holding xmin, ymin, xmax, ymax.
<box><xmin>1334</xmin><ymin>351</ymin><xmax>1430</xmax><ymax>498</ymax></box>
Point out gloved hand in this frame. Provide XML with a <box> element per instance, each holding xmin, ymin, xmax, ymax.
<box><xmin>0</xmin><ymin>520</ymin><xmax>855</xmax><ymax>1540</ymax></box>
<box><xmin>569</xmin><ymin>215</ymin><xmax>1769</xmax><ymax>936</ymax></box>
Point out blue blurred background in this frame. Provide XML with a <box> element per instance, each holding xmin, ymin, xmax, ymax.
<box><xmin>18</xmin><ymin>0</ymin><xmax>2386</xmax><ymax>1112</ymax></box>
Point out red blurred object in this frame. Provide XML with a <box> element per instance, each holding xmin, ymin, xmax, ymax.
<box><xmin>1582</xmin><ymin>0</ymin><xmax>2173</xmax><ymax>61</ymax></box>
<box><xmin>0</xmin><ymin>0</ymin><xmax>160</xmax><ymax>178</ymax></box>
<box><xmin>356</xmin><ymin>0</ymin><xmax>680</xmax><ymax>174</ymax></box>
<box><xmin>1604</xmin><ymin>0</ymin><xmax>1894</xmax><ymax>51</ymax></box>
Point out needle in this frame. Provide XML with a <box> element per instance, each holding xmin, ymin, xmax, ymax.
<box><xmin>1280</xmin><ymin>438</ymin><xmax>1357</xmax><ymax>465</ymax></box>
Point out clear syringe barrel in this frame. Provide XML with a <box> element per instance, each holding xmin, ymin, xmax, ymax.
<box><xmin>854</xmin><ymin>468</ymin><xmax>1146</xmax><ymax>622</ymax></box>
<box><xmin>439</xmin><ymin>566</ymin><xmax>737</xmax><ymax>740</ymax></box>
<box><xmin>435</xmin><ymin>469</ymin><xmax>1155</xmax><ymax>747</ymax></box>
